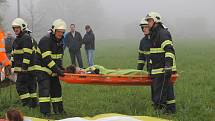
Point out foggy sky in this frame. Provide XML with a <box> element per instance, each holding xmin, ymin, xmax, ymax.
<box><xmin>2</xmin><ymin>0</ymin><xmax>215</xmax><ymax>40</ymax></box>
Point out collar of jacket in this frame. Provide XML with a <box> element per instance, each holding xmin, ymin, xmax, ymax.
<box><xmin>151</xmin><ymin>23</ymin><xmax>162</xmax><ymax>33</ymax></box>
<box><xmin>70</xmin><ymin>31</ymin><xmax>76</xmax><ymax>36</ymax></box>
<box><xmin>50</xmin><ymin>33</ymin><xmax>63</xmax><ymax>43</ymax></box>
<box><xmin>16</xmin><ymin>31</ymin><xmax>25</xmax><ymax>38</ymax></box>
<box><xmin>87</xmin><ymin>30</ymin><xmax>93</xmax><ymax>34</ymax></box>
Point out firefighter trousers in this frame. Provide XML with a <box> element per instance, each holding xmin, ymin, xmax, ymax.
<box><xmin>151</xmin><ymin>73</ymin><xmax>176</xmax><ymax>112</ymax></box>
<box><xmin>37</xmin><ymin>72</ymin><xmax>64</xmax><ymax>114</ymax></box>
<box><xmin>16</xmin><ymin>72</ymin><xmax>38</xmax><ymax>107</ymax></box>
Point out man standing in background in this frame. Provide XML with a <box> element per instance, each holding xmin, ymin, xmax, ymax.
<box><xmin>83</xmin><ymin>25</ymin><xmax>95</xmax><ymax>67</ymax></box>
<box><xmin>64</xmin><ymin>24</ymin><xmax>83</xmax><ymax>68</ymax></box>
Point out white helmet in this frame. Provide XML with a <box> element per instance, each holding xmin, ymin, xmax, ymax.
<box><xmin>52</xmin><ymin>19</ymin><xmax>67</xmax><ymax>32</ymax></box>
<box><xmin>12</xmin><ymin>18</ymin><xmax>27</xmax><ymax>31</ymax></box>
<box><xmin>139</xmin><ymin>18</ymin><xmax>148</xmax><ymax>26</ymax></box>
<box><xmin>145</xmin><ymin>12</ymin><xmax>162</xmax><ymax>23</ymax></box>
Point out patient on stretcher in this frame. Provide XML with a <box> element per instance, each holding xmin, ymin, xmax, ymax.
<box><xmin>65</xmin><ymin>65</ymin><xmax>147</xmax><ymax>75</ymax></box>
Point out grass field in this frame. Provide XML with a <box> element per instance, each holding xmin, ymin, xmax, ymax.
<box><xmin>0</xmin><ymin>38</ymin><xmax>215</xmax><ymax>121</ymax></box>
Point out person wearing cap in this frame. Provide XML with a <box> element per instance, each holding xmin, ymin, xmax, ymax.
<box><xmin>145</xmin><ymin>12</ymin><xmax>177</xmax><ymax>114</ymax></box>
<box><xmin>83</xmin><ymin>25</ymin><xmax>95</xmax><ymax>67</ymax></box>
<box><xmin>11</xmin><ymin>18</ymin><xmax>37</xmax><ymax>108</ymax></box>
<box><xmin>137</xmin><ymin>18</ymin><xmax>152</xmax><ymax>73</ymax></box>
<box><xmin>36</xmin><ymin>19</ymin><xmax>66</xmax><ymax>116</ymax></box>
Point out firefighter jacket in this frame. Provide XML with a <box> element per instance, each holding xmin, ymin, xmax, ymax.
<box><xmin>149</xmin><ymin>24</ymin><xmax>177</xmax><ymax>76</ymax></box>
<box><xmin>137</xmin><ymin>35</ymin><xmax>152</xmax><ymax>72</ymax></box>
<box><xmin>34</xmin><ymin>33</ymin><xmax>64</xmax><ymax>75</ymax></box>
<box><xmin>11</xmin><ymin>31</ymin><xmax>34</xmax><ymax>72</ymax></box>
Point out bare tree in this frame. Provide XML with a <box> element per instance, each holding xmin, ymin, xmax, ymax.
<box><xmin>0</xmin><ymin>0</ymin><xmax>6</xmax><ymax>25</ymax></box>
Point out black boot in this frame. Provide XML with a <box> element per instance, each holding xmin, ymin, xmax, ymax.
<box><xmin>163</xmin><ymin>104</ymin><xmax>176</xmax><ymax>114</ymax></box>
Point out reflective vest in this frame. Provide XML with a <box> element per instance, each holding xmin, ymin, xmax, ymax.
<box><xmin>0</xmin><ymin>31</ymin><xmax>11</xmax><ymax>66</ymax></box>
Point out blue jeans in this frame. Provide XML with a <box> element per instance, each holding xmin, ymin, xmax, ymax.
<box><xmin>85</xmin><ymin>49</ymin><xmax>94</xmax><ymax>67</ymax></box>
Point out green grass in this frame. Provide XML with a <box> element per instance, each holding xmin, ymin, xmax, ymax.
<box><xmin>0</xmin><ymin>39</ymin><xmax>215</xmax><ymax>121</ymax></box>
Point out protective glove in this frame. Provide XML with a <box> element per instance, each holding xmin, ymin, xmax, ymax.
<box><xmin>56</xmin><ymin>68</ymin><xmax>65</xmax><ymax>77</ymax></box>
<box><xmin>163</xmin><ymin>66</ymin><xmax>172</xmax><ymax>77</ymax></box>
<box><xmin>4</xmin><ymin>65</ymin><xmax>12</xmax><ymax>76</ymax></box>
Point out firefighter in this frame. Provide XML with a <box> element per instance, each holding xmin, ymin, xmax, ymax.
<box><xmin>137</xmin><ymin>18</ymin><xmax>152</xmax><ymax>72</ymax></box>
<box><xmin>36</xmin><ymin>19</ymin><xmax>66</xmax><ymax>116</ymax></box>
<box><xmin>11</xmin><ymin>18</ymin><xmax>37</xmax><ymax>108</ymax></box>
<box><xmin>145</xmin><ymin>12</ymin><xmax>177</xmax><ymax>114</ymax></box>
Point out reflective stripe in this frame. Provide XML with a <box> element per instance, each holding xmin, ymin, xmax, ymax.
<box><xmin>33</xmin><ymin>47</ymin><xmax>41</xmax><ymax>54</ymax></box>
<box><xmin>165</xmin><ymin>52</ymin><xmax>177</xmax><ymax>71</ymax></box>
<box><xmin>23</xmin><ymin>48</ymin><xmax>33</xmax><ymax>54</ymax></box>
<box><xmin>172</xmin><ymin>65</ymin><xmax>177</xmax><ymax>71</ymax></box>
<box><xmin>42</xmin><ymin>51</ymin><xmax>51</xmax><ymax>58</ymax></box>
<box><xmin>151</xmin><ymin>68</ymin><xmax>164</xmax><ymax>74</ymax></box>
<box><xmin>161</xmin><ymin>40</ymin><xmax>173</xmax><ymax>49</ymax></box>
<box><xmin>149</xmin><ymin>59</ymin><xmax>152</xmax><ymax>64</ymax></box>
<box><xmin>23</xmin><ymin>58</ymin><xmax>30</xmax><ymax>64</ymax></box>
<box><xmin>138</xmin><ymin>50</ymin><xmax>150</xmax><ymax>55</ymax></box>
<box><xmin>36</xmin><ymin>48</ymin><xmax>41</xmax><ymax>54</ymax></box>
<box><xmin>11</xmin><ymin>57</ymin><xmax>14</xmax><ymax>61</ymax></box>
<box><xmin>14</xmin><ymin>67</ymin><xmax>22</xmax><ymax>72</ymax></box>
<box><xmin>29</xmin><ymin>65</ymin><xmax>52</xmax><ymax>75</ymax></box>
<box><xmin>51</xmin><ymin>97</ymin><xmax>63</xmax><ymax>103</ymax></box>
<box><xmin>20</xmin><ymin>93</ymin><xmax>30</xmax><ymax>99</ymax></box>
<box><xmin>167</xmin><ymin>100</ymin><xmax>176</xmax><ymax>104</ymax></box>
<box><xmin>48</xmin><ymin>61</ymin><xmax>55</xmax><ymax>68</ymax></box>
<box><xmin>30</xmin><ymin>93</ymin><xmax>37</xmax><ymax>98</ymax></box>
<box><xmin>13</xmin><ymin>49</ymin><xmax>24</xmax><ymax>54</ymax></box>
<box><xmin>150</xmin><ymin>48</ymin><xmax>165</xmax><ymax>54</ymax></box>
<box><xmin>165</xmin><ymin>52</ymin><xmax>175</xmax><ymax>59</ymax></box>
<box><xmin>137</xmin><ymin>60</ymin><xmax>145</xmax><ymax>64</ymax></box>
<box><xmin>39</xmin><ymin>97</ymin><xmax>50</xmax><ymax>103</ymax></box>
<box><xmin>51</xmin><ymin>54</ymin><xmax>63</xmax><ymax>59</ymax></box>
<box><xmin>0</xmin><ymin>48</ymin><xmax>5</xmax><ymax>52</ymax></box>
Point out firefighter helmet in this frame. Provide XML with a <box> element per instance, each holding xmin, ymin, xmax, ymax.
<box><xmin>139</xmin><ymin>18</ymin><xmax>148</xmax><ymax>26</ymax></box>
<box><xmin>145</xmin><ymin>12</ymin><xmax>162</xmax><ymax>23</ymax></box>
<box><xmin>52</xmin><ymin>19</ymin><xmax>67</xmax><ymax>32</ymax></box>
<box><xmin>11</xmin><ymin>18</ymin><xmax>27</xmax><ymax>31</ymax></box>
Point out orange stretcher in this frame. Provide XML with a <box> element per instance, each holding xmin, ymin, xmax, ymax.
<box><xmin>60</xmin><ymin>73</ymin><xmax>178</xmax><ymax>86</ymax></box>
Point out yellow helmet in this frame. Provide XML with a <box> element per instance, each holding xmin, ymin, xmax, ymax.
<box><xmin>145</xmin><ymin>12</ymin><xmax>162</xmax><ymax>23</ymax></box>
<box><xmin>52</xmin><ymin>19</ymin><xmax>67</xmax><ymax>32</ymax></box>
<box><xmin>11</xmin><ymin>18</ymin><xmax>27</xmax><ymax>31</ymax></box>
<box><xmin>139</xmin><ymin>18</ymin><xmax>148</xmax><ymax>26</ymax></box>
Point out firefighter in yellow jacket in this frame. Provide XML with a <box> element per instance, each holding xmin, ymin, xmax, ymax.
<box><xmin>35</xmin><ymin>19</ymin><xmax>66</xmax><ymax>116</ymax></box>
<box><xmin>11</xmin><ymin>18</ymin><xmax>37</xmax><ymax>108</ymax></box>
<box><xmin>145</xmin><ymin>12</ymin><xmax>177</xmax><ymax>114</ymax></box>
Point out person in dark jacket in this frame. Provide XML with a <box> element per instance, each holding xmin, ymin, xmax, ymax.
<box><xmin>83</xmin><ymin>25</ymin><xmax>95</xmax><ymax>67</ymax></box>
<box><xmin>137</xmin><ymin>18</ymin><xmax>152</xmax><ymax>72</ymax></box>
<box><xmin>145</xmin><ymin>12</ymin><xmax>177</xmax><ymax>114</ymax></box>
<box><xmin>11</xmin><ymin>18</ymin><xmax>37</xmax><ymax>108</ymax></box>
<box><xmin>64</xmin><ymin>24</ymin><xmax>83</xmax><ymax>68</ymax></box>
<box><xmin>4</xmin><ymin>31</ymin><xmax>14</xmax><ymax>59</ymax></box>
<box><xmin>35</xmin><ymin>19</ymin><xmax>66</xmax><ymax>116</ymax></box>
